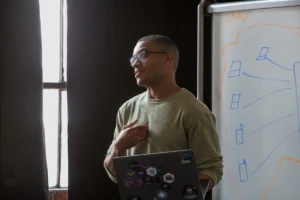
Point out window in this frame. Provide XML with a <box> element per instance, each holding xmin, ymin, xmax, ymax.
<box><xmin>39</xmin><ymin>0</ymin><xmax>68</xmax><ymax>188</ymax></box>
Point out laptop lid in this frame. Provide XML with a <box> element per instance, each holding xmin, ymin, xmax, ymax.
<box><xmin>113</xmin><ymin>149</ymin><xmax>204</xmax><ymax>200</ymax></box>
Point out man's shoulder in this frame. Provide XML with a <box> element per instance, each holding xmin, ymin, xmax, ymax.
<box><xmin>180</xmin><ymin>89</ymin><xmax>210</xmax><ymax>111</ymax></box>
<box><xmin>179</xmin><ymin>89</ymin><xmax>216</xmax><ymax>125</ymax></box>
<box><xmin>119</xmin><ymin>91</ymin><xmax>147</xmax><ymax>111</ymax></box>
<box><xmin>178</xmin><ymin>89</ymin><xmax>214</xmax><ymax>121</ymax></box>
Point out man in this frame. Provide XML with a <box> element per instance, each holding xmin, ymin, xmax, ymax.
<box><xmin>103</xmin><ymin>34</ymin><xmax>223</xmax><ymax>190</ymax></box>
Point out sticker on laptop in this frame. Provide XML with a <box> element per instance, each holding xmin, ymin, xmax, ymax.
<box><xmin>129</xmin><ymin>161</ymin><xmax>140</xmax><ymax>170</ymax></box>
<box><xmin>146</xmin><ymin>166</ymin><xmax>157</xmax><ymax>176</ymax></box>
<box><xmin>136</xmin><ymin>168</ymin><xmax>146</xmax><ymax>178</ymax></box>
<box><xmin>139</xmin><ymin>160</ymin><xmax>150</xmax><ymax>169</ymax></box>
<box><xmin>163</xmin><ymin>172</ymin><xmax>175</xmax><ymax>184</ymax></box>
<box><xmin>123</xmin><ymin>178</ymin><xmax>135</xmax><ymax>188</ymax></box>
<box><xmin>134</xmin><ymin>177</ymin><xmax>144</xmax><ymax>187</ymax></box>
<box><xmin>181</xmin><ymin>153</ymin><xmax>194</xmax><ymax>164</ymax></box>
<box><xmin>160</xmin><ymin>182</ymin><xmax>171</xmax><ymax>191</ymax></box>
<box><xmin>181</xmin><ymin>184</ymin><xmax>198</xmax><ymax>199</ymax></box>
<box><xmin>156</xmin><ymin>166</ymin><xmax>167</xmax><ymax>175</ymax></box>
<box><xmin>144</xmin><ymin>175</ymin><xmax>154</xmax><ymax>185</ymax></box>
<box><xmin>156</xmin><ymin>190</ymin><xmax>168</xmax><ymax>200</ymax></box>
<box><xmin>126</xmin><ymin>169</ymin><xmax>137</xmax><ymax>179</ymax></box>
<box><xmin>123</xmin><ymin>160</ymin><xmax>176</xmax><ymax>190</ymax></box>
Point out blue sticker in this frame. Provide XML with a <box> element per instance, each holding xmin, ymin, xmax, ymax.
<box><xmin>156</xmin><ymin>190</ymin><xmax>168</xmax><ymax>200</ymax></box>
<box><xmin>181</xmin><ymin>153</ymin><xmax>193</xmax><ymax>164</ymax></box>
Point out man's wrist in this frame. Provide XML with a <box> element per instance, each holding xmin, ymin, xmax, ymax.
<box><xmin>112</xmin><ymin>145</ymin><xmax>126</xmax><ymax>157</ymax></box>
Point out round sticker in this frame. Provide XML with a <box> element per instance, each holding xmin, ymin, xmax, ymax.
<box><xmin>160</xmin><ymin>182</ymin><xmax>171</xmax><ymax>191</ymax></box>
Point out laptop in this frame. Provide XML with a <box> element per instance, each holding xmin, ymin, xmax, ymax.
<box><xmin>113</xmin><ymin>149</ymin><xmax>209</xmax><ymax>200</ymax></box>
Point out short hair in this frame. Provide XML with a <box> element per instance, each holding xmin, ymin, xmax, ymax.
<box><xmin>137</xmin><ymin>34</ymin><xmax>179</xmax><ymax>72</ymax></box>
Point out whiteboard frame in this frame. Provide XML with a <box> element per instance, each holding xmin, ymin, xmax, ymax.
<box><xmin>197</xmin><ymin>0</ymin><xmax>207</xmax><ymax>101</ymax></box>
<box><xmin>207</xmin><ymin>0</ymin><xmax>300</xmax><ymax>13</ymax></box>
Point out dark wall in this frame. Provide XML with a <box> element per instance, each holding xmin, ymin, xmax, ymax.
<box><xmin>67</xmin><ymin>0</ymin><xmax>212</xmax><ymax>199</ymax></box>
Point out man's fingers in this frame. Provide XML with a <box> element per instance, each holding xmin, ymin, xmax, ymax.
<box><xmin>130</xmin><ymin>128</ymin><xmax>147</xmax><ymax>137</ymax></box>
<box><xmin>133</xmin><ymin>130</ymin><xmax>149</xmax><ymax>141</ymax></box>
<box><xmin>130</xmin><ymin>125</ymin><xmax>148</xmax><ymax>133</ymax></box>
<box><xmin>137</xmin><ymin>134</ymin><xmax>148</xmax><ymax>142</ymax></box>
<box><xmin>123</xmin><ymin>119</ymin><xmax>138</xmax><ymax>129</ymax></box>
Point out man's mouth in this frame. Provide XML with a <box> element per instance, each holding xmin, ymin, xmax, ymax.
<box><xmin>134</xmin><ymin>71</ymin><xmax>143</xmax><ymax>76</ymax></box>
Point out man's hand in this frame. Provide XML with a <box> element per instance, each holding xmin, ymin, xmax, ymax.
<box><xmin>200</xmin><ymin>174</ymin><xmax>215</xmax><ymax>191</ymax></box>
<box><xmin>104</xmin><ymin>120</ymin><xmax>149</xmax><ymax>178</ymax></box>
<box><xmin>114</xmin><ymin>119</ymin><xmax>149</xmax><ymax>151</ymax></box>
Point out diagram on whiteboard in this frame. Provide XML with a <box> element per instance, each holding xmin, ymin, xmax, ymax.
<box><xmin>221</xmin><ymin>25</ymin><xmax>300</xmax><ymax>200</ymax></box>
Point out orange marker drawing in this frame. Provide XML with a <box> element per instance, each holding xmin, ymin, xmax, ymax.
<box><xmin>225</xmin><ymin>12</ymin><xmax>249</xmax><ymax>23</ymax></box>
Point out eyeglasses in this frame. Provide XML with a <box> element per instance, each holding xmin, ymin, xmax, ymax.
<box><xmin>129</xmin><ymin>49</ymin><xmax>167</xmax><ymax>66</ymax></box>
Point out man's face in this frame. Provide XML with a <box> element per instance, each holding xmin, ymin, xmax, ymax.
<box><xmin>131</xmin><ymin>41</ymin><xmax>169</xmax><ymax>87</ymax></box>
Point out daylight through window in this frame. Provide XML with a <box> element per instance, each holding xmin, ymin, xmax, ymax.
<box><xmin>39</xmin><ymin>0</ymin><xmax>68</xmax><ymax>188</ymax></box>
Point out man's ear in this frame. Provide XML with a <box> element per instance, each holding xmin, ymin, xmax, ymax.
<box><xmin>165</xmin><ymin>52</ymin><xmax>173</xmax><ymax>66</ymax></box>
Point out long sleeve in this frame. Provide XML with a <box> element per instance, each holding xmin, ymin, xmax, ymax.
<box><xmin>103</xmin><ymin>109</ymin><xmax>124</xmax><ymax>183</ymax></box>
<box><xmin>185</xmin><ymin>106</ymin><xmax>223</xmax><ymax>185</ymax></box>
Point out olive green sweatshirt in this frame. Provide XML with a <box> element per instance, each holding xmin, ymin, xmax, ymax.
<box><xmin>104</xmin><ymin>88</ymin><xmax>223</xmax><ymax>185</ymax></box>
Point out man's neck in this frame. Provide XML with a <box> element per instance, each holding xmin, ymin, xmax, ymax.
<box><xmin>146</xmin><ymin>83</ymin><xmax>181</xmax><ymax>99</ymax></box>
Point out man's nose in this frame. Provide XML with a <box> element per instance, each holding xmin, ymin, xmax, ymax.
<box><xmin>131</xmin><ymin>59</ymin><xmax>142</xmax><ymax>68</ymax></box>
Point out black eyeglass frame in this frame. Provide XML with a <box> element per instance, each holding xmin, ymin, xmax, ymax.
<box><xmin>129</xmin><ymin>49</ymin><xmax>168</xmax><ymax>66</ymax></box>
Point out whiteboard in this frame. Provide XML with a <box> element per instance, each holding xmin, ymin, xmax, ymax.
<box><xmin>210</xmin><ymin>2</ymin><xmax>300</xmax><ymax>200</ymax></box>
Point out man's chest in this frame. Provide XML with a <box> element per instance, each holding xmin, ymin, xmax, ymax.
<box><xmin>126</xmin><ymin>105</ymin><xmax>188</xmax><ymax>147</ymax></box>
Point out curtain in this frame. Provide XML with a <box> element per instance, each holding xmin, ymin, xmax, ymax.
<box><xmin>0</xmin><ymin>1</ymin><xmax>48</xmax><ymax>200</ymax></box>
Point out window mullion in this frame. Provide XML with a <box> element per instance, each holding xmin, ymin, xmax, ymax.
<box><xmin>59</xmin><ymin>0</ymin><xmax>64</xmax><ymax>84</ymax></box>
<box><xmin>56</xmin><ymin>88</ymin><xmax>63</xmax><ymax>187</ymax></box>
<box><xmin>56</xmin><ymin>0</ymin><xmax>64</xmax><ymax>188</ymax></box>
